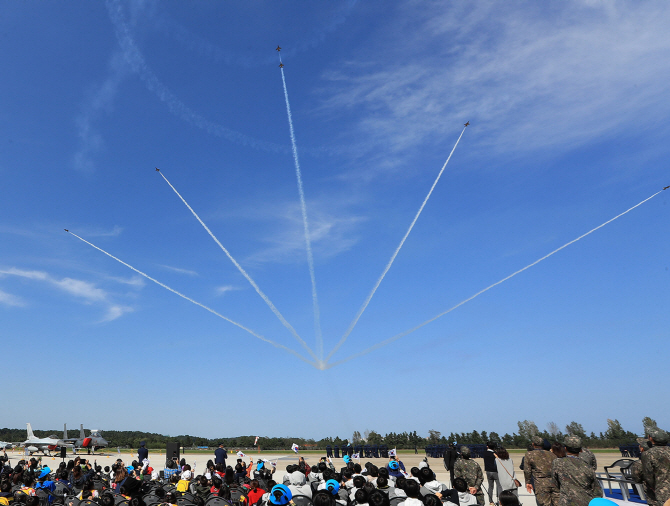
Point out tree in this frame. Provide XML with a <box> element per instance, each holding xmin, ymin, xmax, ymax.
<box><xmin>642</xmin><ymin>417</ymin><xmax>659</xmax><ymax>436</ymax></box>
<box><xmin>547</xmin><ymin>422</ymin><xmax>561</xmax><ymax>437</ymax></box>
<box><xmin>367</xmin><ymin>431</ymin><xmax>383</xmax><ymax>445</ymax></box>
<box><xmin>517</xmin><ymin>420</ymin><xmax>539</xmax><ymax>442</ymax></box>
<box><xmin>565</xmin><ymin>422</ymin><xmax>586</xmax><ymax>438</ymax></box>
<box><xmin>352</xmin><ymin>431</ymin><xmax>362</xmax><ymax>444</ymax></box>
<box><xmin>605</xmin><ymin>419</ymin><xmax>626</xmax><ymax>441</ymax></box>
<box><xmin>428</xmin><ymin>430</ymin><xmax>442</xmax><ymax>444</ymax></box>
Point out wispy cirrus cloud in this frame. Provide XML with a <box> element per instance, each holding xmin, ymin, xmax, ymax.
<box><xmin>159</xmin><ymin>265</ymin><xmax>199</xmax><ymax>276</ymax></box>
<box><xmin>320</xmin><ymin>1</ymin><xmax>670</xmax><ymax>173</ymax></box>
<box><xmin>0</xmin><ymin>267</ymin><xmax>134</xmax><ymax>321</ymax></box>
<box><xmin>214</xmin><ymin>285</ymin><xmax>241</xmax><ymax>296</ymax></box>
<box><xmin>243</xmin><ymin>199</ymin><xmax>366</xmax><ymax>265</ymax></box>
<box><xmin>0</xmin><ymin>289</ymin><xmax>26</xmax><ymax>307</ymax></box>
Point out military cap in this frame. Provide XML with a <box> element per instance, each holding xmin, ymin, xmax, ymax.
<box><xmin>650</xmin><ymin>429</ymin><xmax>669</xmax><ymax>444</ymax></box>
<box><xmin>636</xmin><ymin>437</ymin><xmax>649</xmax><ymax>447</ymax></box>
<box><xmin>564</xmin><ymin>435</ymin><xmax>582</xmax><ymax>449</ymax></box>
<box><xmin>460</xmin><ymin>446</ymin><xmax>471</xmax><ymax>457</ymax></box>
<box><xmin>531</xmin><ymin>436</ymin><xmax>544</xmax><ymax>446</ymax></box>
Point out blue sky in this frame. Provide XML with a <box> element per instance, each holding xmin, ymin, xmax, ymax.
<box><xmin>1</xmin><ymin>1</ymin><xmax>668</xmax><ymax>440</ymax></box>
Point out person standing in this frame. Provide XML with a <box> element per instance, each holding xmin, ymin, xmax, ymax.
<box><xmin>454</xmin><ymin>446</ymin><xmax>485</xmax><ymax>505</ymax></box>
<box><xmin>138</xmin><ymin>442</ymin><xmax>148</xmax><ymax>466</ymax></box>
<box><xmin>483</xmin><ymin>442</ymin><xmax>500</xmax><ymax>506</ymax></box>
<box><xmin>523</xmin><ymin>436</ymin><xmax>559</xmax><ymax>506</ymax></box>
<box><xmin>444</xmin><ymin>442</ymin><xmax>460</xmax><ymax>487</ymax></box>
<box><xmin>631</xmin><ymin>437</ymin><xmax>650</xmax><ymax>499</ymax></box>
<box><xmin>215</xmin><ymin>443</ymin><xmax>228</xmax><ymax>468</ymax></box>
<box><xmin>640</xmin><ymin>429</ymin><xmax>670</xmax><ymax>506</ymax></box>
<box><xmin>551</xmin><ymin>436</ymin><xmax>602</xmax><ymax>506</ymax></box>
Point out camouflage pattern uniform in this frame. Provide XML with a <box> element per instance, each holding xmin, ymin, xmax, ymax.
<box><xmin>579</xmin><ymin>449</ymin><xmax>597</xmax><ymax>471</ymax></box>
<box><xmin>552</xmin><ymin>436</ymin><xmax>602</xmax><ymax>506</ymax></box>
<box><xmin>630</xmin><ymin>437</ymin><xmax>649</xmax><ymax>499</ymax></box>
<box><xmin>454</xmin><ymin>446</ymin><xmax>485</xmax><ymax>505</ymax></box>
<box><xmin>640</xmin><ymin>429</ymin><xmax>670</xmax><ymax>506</ymax></box>
<box><xmin>524</xmin><ymin>436</ymin><xmax>559</xmax><ymax>506</ymax></box>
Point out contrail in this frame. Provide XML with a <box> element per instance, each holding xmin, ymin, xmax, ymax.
<box><xmin>279</xmin><ymin>54</ymin><xmax>324</xmax><ymax>364</ymax></box>
<box><xmin>65</xmin><ymin>230</ymin><xmax>317</xmax><ymax>368</ymax></box>
<box><xmin>326</xmin><ymin>125</ymin><xmax>468</xmax><ymax>362</ymax></box>
<box><xmin>155</xmin><ymin>168</ymin><xmax>318</xmax><ymax>363</ymax></box>
<box><xmin>325</xmin><ymin>188</ymin><xmax>664</xmax><ymax>368</ymax></box>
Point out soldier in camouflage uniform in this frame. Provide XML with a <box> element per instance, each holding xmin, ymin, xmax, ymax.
<box><xmin>551</xmin><ymin>436</ymin><xmax>602</xmax><ymax>506</ymax></box>
<box><xmin>454</xmin><ymin>446</ymin><xmax>485</xmax><ymax>505</ymax></box>
<box><xmin>631</xmin><ymin>437</ymin><xmax>650</xmax><ymax>499</ymax></box>
<box><xmin>579</xmin><ymin>447</ymin><xmax>597</xmax><ymax>471</ymax></box>
<box><xmin>524</xmin><ymin>435</ymin><xmax>559</xmax><ymax>506</ymax></box>
<box><xmin>640</xmin><ymin>429</ymin><xmax>670</xmax><ymax>506</ymax></box>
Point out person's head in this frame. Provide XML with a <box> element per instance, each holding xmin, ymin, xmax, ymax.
<box><xmin>486</xmin><ymin>441</ymin><xmax>497</xmax><ymax>451</ymax></box>
<box><xmin>250</xmin><ymin>479</ymin><xmax>259</xmax><ymax>491</ymax></box>
<box><xmin>376</xmin><ymin>476</ymin><xmax>388</xmax><ymax>489</ymax></box>
<box><xmin>368</xmin><ymin>490</ymin><xmax>390</xmax><ymax>506</ymax></box>
<box><xmin>215</xmin><ymin>463</ymin><xmax>225</xmax><ymax>473</ymax></box>
<box><xmin>495</xmin><ymin>447</ymin><xmax>510</xmax><ymax>460</ymax></box>
<box><xmin>199</xmin><ymin>475</ymin><xmax>208</xmax><ymax>486</ymax></box>
<box><xmin>318</xmin><ymin>462</ymin><xmax>327</xmax><ymax>473</ymax></box>
<box><xmin>72</xmin><ymin>466</ymin><xmax>82</xmax><ymax>479</ymax></box>
<box><xmin>353</xmin><ymin>463</ymin><xmax>362</xmax><ymax>474</ymax></box>
<box><xmin>180</xmin><ymin>459</ymin><xmax>186</xmax><ymax>467</ymax></box>
<box><xmin>354</xmin><ymin>489</ymin><xmax>368</xmax><ymax>505</ymax></box>
<box><xmin>404</xmin><ymin>479</ymin><xmax>419</xmax><ymax>499</ymax></box>
<box><xmin>649</xmin><ymin>429</ymin><xmax>670</xmax><ymax>446</ymax></box>
<box><xmin>100</xmin><ymin>494</ymin><xmax>115</xmax><ymax>506</ymax></box>
<box><xmin>25</xmin><ymin>496</ymin><xmax>39</xmax><ymax>506</ymax></box>
<box><xmin>165</xmin><ymin>492</ymin><xmax>178</xmax><ymax>505</ymax></box>
<box><xmin>460</xmin><ymin>446</ymin><xmax>471</xmax><ymax>459</ymax></box>
<box><xmin>212</xmin><ymin>477</ymin><xmax>222</xmax><ymax>489</ymax></box>
<box><xmin>551</xmin><ymin>443</ymin><xmax>566</xmax><ymax>458</ymax></box>
<box><xmin>268</xmin><ymin>484</ymin><xmax>292</xmax><ymax>506</ymax></box>
<box><xmin>410</xmin><ymin>467</ymin><xmax>420</xmax><ymax>478</ymax></box>
<box><xmin>23</xmin><ymin>473</ymin><xmax>36</xmax><ymax>488</ymax></box>
<box><xmin>563</xmin><ymin>436</ymin><xmax>582</xmax><ymax>455</ymax></box>
<box><xmin>453</xmin><ymin>477</ymin><xmax>467</xmax><ymax>493</ymax></box>
<box><xmin>395</xmin><ymin>477</ymin><xmax>406</xmax><ymax>490</ymax></box>
<box><xmin>325</xmin><ymin>479</ymin><xmax>340</xmax><ymax>496</ymax></box>
<box><xmin>353</xmin><ymin>475</ymin><xmax>365</xmax><ymax>489</ymax></box>
<box><xmin>312</xmin><ymin>491</ymin><xmax>335</xmax><ymax>506</ymax></box>
<box><xmin>531</xmin><ymin>436</ymin><xmax>543</xmax><ymax>448</ymax></box>
<box><xmin>207</xmin><ymin>460</ymin><xmax>214</xmax><ymax>470</ymax></box>
<box><xmin>418</xmin><ymin>467</ymin><xmax>434</xmax><ymax>485</ymax></box>
<box><xmin>423</xmin><ymin>494</ymin><xmax>441</xmax><ymax>506</ymax></box>
<box><xmin>182</xmin><ymin>471</ymin><xmax>192</xmax><ymax>481</ymax></box>
<box><xmin>169</xmin><ymin>474</ymin><xmax>179</xmax><ymax>485</ymax></box>
<box><xmin>377</xmin><ymin>467</ymin><xmax>388</xmax><ymax>480</ymax></box>
<box><xmin>192</xmin><ymin>497</ymin><xmax>204</xmax><ymax>506</ymax></box>
<box><xmin>498</xmin><ymin>490</ymin><xmax>521</xmax><ymax>506</ymax></box>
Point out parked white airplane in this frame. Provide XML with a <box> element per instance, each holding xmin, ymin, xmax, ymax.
<box><xmin>23</xmin><ymin>423</ymin><xmax>70</xmax><ymax>455</ymax></box>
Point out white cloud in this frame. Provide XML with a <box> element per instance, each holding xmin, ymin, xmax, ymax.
<box><xmin>320</xmin><ymin>1</ymin><xmax>670</xmax><ymax>170</ymax></box>
<box><xmin>0</xmin><ymin>267</ymin><xmax>133</xmax><ymax>321</ymax></box>
<box><xmin>0</xmin><ymin>289</ymin><xmax>26</xmax><ymax>307</ymax></box>
<box><xmin>108</xmin><ymin>275</ymin><xmax>145</xmax><ymax>288</ymax></box>
<box><xmin>159</xmin><ymin>265</ymin><xmax>199</xmax><ymax>276</ymax></box>
<box><xmin>214</xmin><ymin>285</ymin><xmax>241</xmax><ymax>296</ymax></box>
<box><xmin>243</xmin><ymin>200</ymin><xmax>366</xmax><ymax>265</ymax></box>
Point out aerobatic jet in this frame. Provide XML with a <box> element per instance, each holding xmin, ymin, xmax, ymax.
<box><xmin>64</xmin><ymin>424</ymin><xmax>109</xmax><ymax>454</ymax></box>
<box><xmin>23</xmin><ymin>423</ymin><xmax>71</xmax><ymax>455</ymax></box>
<box><xmin>276</xmin><ymin>46</ymin><xmax>281</xmax><ymax>52</ymax></box>
<box><xmin>279</xmin><ymin>63</ymin><xmax>284</xmax><ymax>68</ymax></box>
<box><xmin>464</xmin><ymin>121</ymin><xmax>470</xmax><ymax>127</ymax></box>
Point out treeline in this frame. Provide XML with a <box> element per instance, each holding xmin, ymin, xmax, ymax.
<box><xmin>1</xmin><ymin>417</ymin><xmax>662</xmax><ymax>450</ymax></box>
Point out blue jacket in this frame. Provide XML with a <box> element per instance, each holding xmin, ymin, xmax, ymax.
<box><xmin>215</xmin><ymin>448</ymin><xmax>227</xmax><ymax>465</ymax></box>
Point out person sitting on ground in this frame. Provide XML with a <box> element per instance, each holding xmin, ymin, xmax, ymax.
<box><xmin>211</xmin><ymin>476</ymin><xmax>223</xmax><ymax>495</ymax></box>
<box><xmin>452</xmin><ymin>478</ymin><xmax>477</xmax><ymax>506</ymax></box>
<box><xmin>353</xmin><ymin>488</ymin><xmax>369</xmax><ymax>506</ymax></box>
<box><xmin>418</xmin><ymin>467</ymin><xmax>447</xmax><ymax>498</ymax></box>
<box><xmin>366</xmin><ymin>466</ymin><xmax>379</xmax><ymax>486</ymax></box>
<box><xmin>19</xmin><ymin>474</ymin><xmax>37</xmax><ymax>497</ymax></box>
<box><xmin>398</xmin><ymin>479</ymin><xmax>421</xmax><ymax>506</ymax></box>
<box><xmin>349</xmin><ymin>476</ymin><xmax>366</xmax><ymax>502</ymax></box>
<box><xmin>386</xmin><ymin>459</ymin><xmax>405</xmax><ymax>481</ymax></box>
<box><xmin>375</xmin><ymin>476</ymin><xmax>399</xmax><ymax>498</ymax></box>
<box><xmin>368</xmin><ymin>489</ymin><xmax>390</xmax><ymax>506</ymax></box>
<box><xmin>194</xmin><ymin>475</ymin><xmax>210</xmax><ymax>500</ymax></box>
<box><xmin>288</xmin><ymin>469</ymin><xmax>312</xmax><ymax>499</ymax></box>
<box><xmin>247</xmin><ymin>480</ymin><xmax>266</xmax><ymax>506</ymax></box>
<box><xmin>176</xmin><ymin>471</ymin><xmax>192</xmax><ymax>493</ymax></box>
<box><xmin>392</xmin><ymin>478</ymin><xmax>407</xmax><ymax>499</ymax></box>
<box><xmin>266</xmin><ymin>484</ymin><xmax>292</xmax><ymax>506</ymax></box>
<box><xmin>321</xmin><ymin>479</ymin><xmax>347</xmax><ymax>506</ymax></box>
<box><xmin>423</xmin><ymin>494</ymin><xmax>443</xmax><ymax>506</ymax></box>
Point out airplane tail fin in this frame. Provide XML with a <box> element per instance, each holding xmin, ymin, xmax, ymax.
<box><xmin>64</xmin><ymin>424</ymin><xmax>68</xmax><ymax>440</ymax></box>
<box><xmin>27</xmin><ymin>423</ymin><xmax>35</xmax><ymax>440</ymax></box>
<box><xmin>80</xmin><ymin>424</ymin><xmax>85</xmax><ymax>439</ymax></box>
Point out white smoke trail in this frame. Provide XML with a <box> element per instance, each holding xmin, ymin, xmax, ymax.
<box><xmin>105</xmin><ymin>0</ymin><xmax>287</xmax><ymax>155</ymax></box>
<box><xmin>66</xmin><ymin>230</ymin><xmax>317</xmax><ymax>368</ymax></box>
<box><xmin>325</xmin><ymin>189</ymin><xmax>664</xmax><ymax>368</ymax></box>
<box><xmin>279</xmin><ymin>62</ymin><xmax>324</xmax><ymax>364</ymax></box>
<box><xmin>156</xmin><ymin>169</ymin><xmax>319</xmax><ymax>362</ymax></box>
<box><xmin>326</xmin><ymin>126</ymin><xmax>468</xmax><ymax>362</ymax></box>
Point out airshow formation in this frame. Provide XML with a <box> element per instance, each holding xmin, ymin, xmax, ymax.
<box><xmin>64</xmin><ymin>47</ymin><xmax>668</xmax><ymax>371</ymax></box>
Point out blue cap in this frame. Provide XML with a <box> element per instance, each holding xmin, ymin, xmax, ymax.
<box><xmin>38</xmin><ymin>467</ymin><xmax>51</xmax><ymax>479</ymax></box>
<box><xmin>126</xmin><ymin>466</ymin><xmax>134</xmax><ymax>473</ymax></box>
<box><xmin>588</xmin><ymin>499</ymin><xmax>618</xmax><ymax>506</ymax></box>
<box><xmin>269</xmin><ymin>484</ymin><xmax>292</xmax><ymax>505</ymax></box>
<box><xmin>325</xmin><ymin>479</ymin><xmax>340</xmax><ymax>495</ymax></box>
<box><xmin>388</xmin><ymin>461</ymin><xmax>399</xmax><ymax>470</ymax></box>
<box><xmin>343</xmin><ymin>455</ymin><xmax>351</xmax><ymax>463</ymax></box>
<box><xmin>257</xmin><ymin>462</ymin><xmax>264</xmax><ymax>470</ymax></box>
